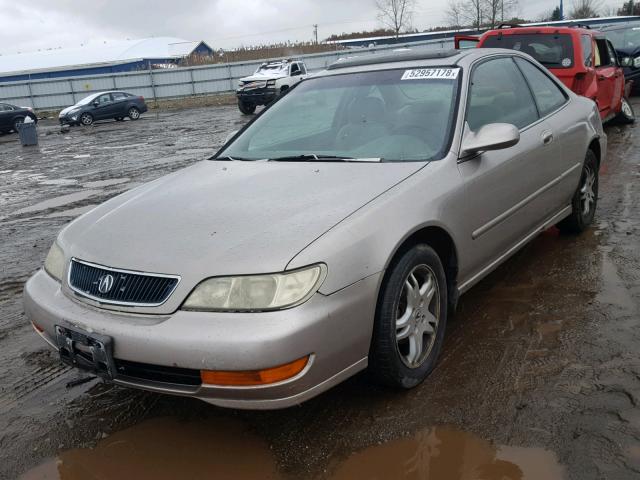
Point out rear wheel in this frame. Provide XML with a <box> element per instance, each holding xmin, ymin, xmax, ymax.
<box><xmin>12</xmin><ymin>117</ymin><xmax>25</xmax><ymax>132</ymax></box>
<box><xmin>557</xmin><ymin>150</ymin><xmax>598</xmax><ymax>234</ymax></box>
<box><xmin>369</xmin><ymin>244</ymin><xmax>447</xmax><ymax>389</ymax></box>
<box><xmin>128</xmin><ymin>107</ymin><xmax>140</xmax><ymax>120</ymax></box>
<box><xmin>616</xmin><ymin>97</ymin><xmax>635</xmax><ymax>124</ymax></box>
<box><xmin>79</xmin><ymin>112</ymin><xmax>94</xmax><ymax>126</ymax></box>
<box><xmin>238</xmin><ymin>100</ymin><xmax>256</xmax><ymax>115</ymax></box>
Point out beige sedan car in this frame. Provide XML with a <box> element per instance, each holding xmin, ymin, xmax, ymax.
<box><xmin>24</xmin><ymin>48</ymin><xmax>605</xmax><ymax>409</ymax></box>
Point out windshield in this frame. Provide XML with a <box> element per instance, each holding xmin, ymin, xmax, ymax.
<box><xmin>255</xmin><ymin>64</ymin><xmax>288</xmax><ymax>75</ymax></box>
<box><xmin>606</xmin><ymin>24</ymin><xmax>640</xmax><ymax>50</ymax></box>
<box><xmin>217</xmin><ymin>67</ymin><xmax>460</xmax><ymax>162</ymax></box>
<box><xmin>75</xmin><ymin>93</ymin><xmax>101</xmax><ymax>106</ymax></box>
<box><xmin>483</xmin><ymin>33</ymin><xmax>575</xmax><ymax>68</ymax></box>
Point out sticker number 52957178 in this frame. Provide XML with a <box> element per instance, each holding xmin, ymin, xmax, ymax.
<box><xmin>401</xmin><ymin>68</ymin><xmax>460</xmax><ymax>80</ymax></box>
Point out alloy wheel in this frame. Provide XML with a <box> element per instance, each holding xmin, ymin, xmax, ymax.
<box><xmin>580</xmin><ymin>165</ymin><xmax>596</xmax><ymax>216</ymax></box>
<box><xmin>622</xmin><ymin>98</ymin><xmax>633</xmax><ymax>118</ymax></box>
<box><xmin>129</xmin><ymin>108</ymin><xmax>140</xmax><ymax>119</ymax></box>
<box><xmin>395</xmin><ymin>264</ymin><xmax>440</xmax><ymax>368</ymax></box>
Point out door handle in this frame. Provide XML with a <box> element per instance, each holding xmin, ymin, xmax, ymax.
<box><xmin>542</xmin><ymin>131</ymin><xmax>554</xmax><ymax>145</ymax></box>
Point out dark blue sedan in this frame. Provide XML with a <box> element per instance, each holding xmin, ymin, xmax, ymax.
<box><xmin>58</xmin><ymin>91</ymin><xmax>148</xmax><ymax>126</ymax></box>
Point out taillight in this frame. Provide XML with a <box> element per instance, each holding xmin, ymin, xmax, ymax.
<box><xmin>573</xmin><ymin>73</ymin><xmax>587</xmax><ymax>96</ymax></box>
<box><xmin>139</xmin><ymin>96</ymin><xmax>145</xmax><ymax>102</ymax></box>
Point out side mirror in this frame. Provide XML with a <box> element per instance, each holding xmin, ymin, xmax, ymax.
<box><xmin>225</xmin><ymin>130</ymin><xmax>239</xmax><ymax>144</ymax></box>
<box><xmin>460</xmin><ymin>123</ymin><xmax>520</xmax><ymax>156</ymax></box>
<box><xmin>92</xmin><ymin>101</ymin><xmax>99</xmax><ymax>107</ymax></box>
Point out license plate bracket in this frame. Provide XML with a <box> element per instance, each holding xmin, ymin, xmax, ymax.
<box><xmin>55</xmin><ymin>325</ymin><xmax>115</xmax><ymax>380</ymax></box>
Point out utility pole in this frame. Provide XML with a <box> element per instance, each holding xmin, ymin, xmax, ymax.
<box><xmin>501</xmin><ymin>0</ymin><xmax>504</xmax><ymax>22</ymax></box>
<box><xmin>313</xmin><ymin>24</ymin><xmax>318</xmax><ymax>44</ymax></box>
<box><xmin>560</xmin><ymin>0</ymin><xmax>564</xmax><ymax>19</ymax></box>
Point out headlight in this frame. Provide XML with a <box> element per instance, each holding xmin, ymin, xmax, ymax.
<box><xmin>182</xmin><ymin>264</ymin><xmax>326</xmax><ymax>312</ymax></box>
<box><xmin>634</xmin><ymin>56</ymin><xmax>640</xmax><ymax>68</ymax></box>
<box><xmin>621</xmin><ymin>57</ymin><xmax>632</xmax><ymax>67</ymax></box>
<box><xmin>266</xmin><ymin>79</ymin><xmax>276</xmax><ymax>87</ymax></box>
<box><xmin>44</xmin><ymin>242</ymin><xmax>65</xmax><ymax>282</ymax></box>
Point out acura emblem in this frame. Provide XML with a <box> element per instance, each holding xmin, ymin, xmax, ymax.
<box><xmin>97</xmin><ymin>274</ymin><xmax>115</xmax><ymax>294</ymax></box>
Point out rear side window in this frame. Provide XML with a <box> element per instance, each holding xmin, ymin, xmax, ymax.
<box><xmin>112</xmin><ymin>92</ymin><xmax>127</xmax><ymax>100</ymax></box>
<box><xmin>515</xmin><ymin>58</ymin><xmax>567</xmax><ymax>117</ymax></box>
<box><xmin>466</xmin><ymin>57</ymin><xmax>538</xmax><ymax>130</ymax></box>
<box><xmin>581</xmin><ymin>35</ymin><xmax>593</xmax><ymax>66</ymax></box>
<box><xmin>482</xmin><ymin>33</ymin><xmax>574</xmax><ymax>69</ymax></box>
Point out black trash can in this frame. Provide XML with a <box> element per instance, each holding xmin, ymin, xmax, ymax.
<box><xmin>18</xmin><ymin>119</ymin><xmax>38</xmax><ymax>146</ymax></box>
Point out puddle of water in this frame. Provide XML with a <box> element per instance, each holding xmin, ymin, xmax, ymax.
<box><xmin>73</xmin><ymin>154</ymin><xmax>90</xmax><ymax>159</ymax></box>
<box><xmin>46</xmin><ymin>205</ymin><xmax>98</xmax><ymax>218</ymax></box>
<box><xmin>19</xmin><ymin>417</ymin><xmax>279</xmax><ymax>480</ymax></box>
<box><xmin>101</xmin><ymin>143</ymin><xmax>147</xmax><ymax>150</ymax></box>
<box><xmin>82</xmin><ymin>178</ymin><xmax>129</xmax><ymax>188</ymax></box>
<box><xmin>39</xmin><ymin>179</ymin><xmax>78</xmax><ymax>186</ymax></box>
<box><xmin>329</xmin><ymin>427</ymin><xmax>565</xmax><ymax>480</ymax></box>
<box><xmin>19</xmin><ymin>419</ymin><xmax>564</xmax><ymax>480</ymax></box>
<box><xmin>13</xmin><ymin>190</ymin><xmax>101</xmax><ymax>216</ymax></box>
<box><xmin>596</xmin><ymin>250</ymin><xmax>636</xmax><ymax>312</ymax></box>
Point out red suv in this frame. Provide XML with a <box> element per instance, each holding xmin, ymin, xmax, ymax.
<box><xmin>458</xmin><ymin>25</ymin><xmax>635</xmax><ymax>123</ymax></box>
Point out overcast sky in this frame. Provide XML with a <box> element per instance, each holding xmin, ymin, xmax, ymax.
<box><xmin>0</xmin><ymin>0</ymin><xmax>626</xmax><ymax>55</ymax></box>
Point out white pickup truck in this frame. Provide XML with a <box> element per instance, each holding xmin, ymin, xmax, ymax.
<box><xmin>236</xmin><ymin>59</ymin><xmax>308</xmax><ymax>114</ymax></box>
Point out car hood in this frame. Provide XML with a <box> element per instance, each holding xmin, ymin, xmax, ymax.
<box><xmin>240</xmin><ymin>73</ymin><xmax>287</xmax><ymax>82</ymax></box>
<box><xmin>59</xmin><ymin>105</ymin><xmax>80</xmax><ymax>116</ymax></box>
<box><xmin>615</xmin><ymin>46</ymin><xmax>640</xmax><ymax>56</ymax></box>
<box><xmin>59</xmin><ymin>160</ymin><xmax>424</xmax><ymax>312</ymax></box>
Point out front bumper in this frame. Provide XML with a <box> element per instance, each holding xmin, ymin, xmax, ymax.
<box><xmin>59</xmin><ymin>113</ymin><xmax>80</xmax><ymax>125</ymax></box>
<box><xmin>236</xmin><ymin>87</ymin><xmax>277</xmax><ymax>105</ymax></box>
<box><xmin>23</xmin><ymin>269</ymin><xmax>379</xmax><ymax>409</ymax></box>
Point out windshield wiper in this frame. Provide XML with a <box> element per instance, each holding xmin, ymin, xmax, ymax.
<box><xmin>213</xmin><ymin>155</ymin><xmax>256</xmax><ymax>161</ymax></box>
<box><xmin>268</xmin><ymin>154</ymin><xmax>380</xmax><ymax>162</ymax></box>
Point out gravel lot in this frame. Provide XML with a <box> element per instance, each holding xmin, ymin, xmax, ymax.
<box><xmin>1</xmin><ymin>102</ymin><xmax>640</xmax><ymax>480</ymax></box>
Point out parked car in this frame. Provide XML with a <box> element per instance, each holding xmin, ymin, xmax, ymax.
<box><xmin>601</xmin><ymin>21</ymin><xmax>640</xmax><ymax>93</ymax></box>
<box><xmin>58</xmin><ymin>91</ymin><xmax>147</xmax><ymax>126</ymax></box>
<box><xmin>0</xmin><ymin>103</ymin><xmax>37</xmax><ymax>134</ymax></box>
<box><xmin>25</xmin><ymin>48</ymin><xmax>605</xmax><ymax>409</ymax></box>
<box><xmin>236</xmin><ymin>59</ymin><xmax>307</xmax><ymax>114</ymax></box>
<box><xmin>458</xmin><ymin>25</ymin><xmax>635</xmax><ymax>123</ymax></box>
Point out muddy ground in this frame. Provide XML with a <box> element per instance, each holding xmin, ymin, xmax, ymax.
<box><xmin>1</xmin><ymin>102</ymin><xmax>639</xmax><ymax>480</ymax></box>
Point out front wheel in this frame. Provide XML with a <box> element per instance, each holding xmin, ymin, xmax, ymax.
<box><xmin>238</xmin><ymin>100</ymin><xmax>256</xmax><ymax>115</ymax></box>
<box><xmin>557</xmin><ymin>150</ymin><xmax>598</xmax><ymax>234</ymax></box>
<box><xmin>79</xmin><ymin>112</ymin><xmax>94</xmax><ymax>126</ymax></box>
<box><xmin>128</xmin><ymin>107</ymin><xmax>140</xmax><ymax>120</ymax></box>
<box><xmin>369</xmin><ymin>244</ymin><xmax>448</xmax><ymax>389</ymax></box>
<box><xmin>616</xmin><ymin>97</ymin><xmax>635</xmax><ymax>124</ymax></box>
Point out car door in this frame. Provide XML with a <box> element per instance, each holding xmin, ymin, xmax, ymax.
<box><xmin>110</xmin><ymin>92</ymin><xmax>129</xmax><ymax>116</ymax></box>
<box><xmin>0</xmin><ymin>104</ymin><xmax>10</xmax><ymax>129</ymax></box>
<box><xmin>595</xmin><ymin>39</ymin><xmax>617</xmax><ymax>116</ymax></box>
<box><xmin>606</xmin><ymin>40</ymin><xmax>624</xmax><ymax>109</ymax></box>
<box><xmin>92</xmin><ymin>93</ymin><xmax>116</xmax><ymax>120</ymax></box>
<box><xmin>457</xmin><ymin>56</ymin><xmax>564</xmax><ymax>277</ymax></box>
<box><xmin>290</xmin><ymin>63</ymin><xmax>304</xmax><ymax>85</ymax></box>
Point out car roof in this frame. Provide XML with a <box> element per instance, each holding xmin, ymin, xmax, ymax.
<box><xmin>482</xmin><ymin>25</ymin><xmax>604</xmax><ymax>38</ymax></box>
<box><xmin>316</xmin><ymin>47</ymin><xmax>525</xmax><ymax>77</ymax></box>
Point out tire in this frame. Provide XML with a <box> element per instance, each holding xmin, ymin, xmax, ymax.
<box><xmin>616</xmin><ymin>97</ymin><xmax>635</xmax><ymax>124</ymax></box>
<box><xmin>557</xmin><ymin>149</ymin><xmax>598</xmax><ymax>234</ymax></box>
<box><xmin>128</xmin><ymin>107</ymin><xmax>140</xmax><ymax>120</ymax></box>
<box><xmin>12</xmin><ymin>117</ymin><xmax>25</xmax><ymax>132</ymax></box>
<box><xmin>238</xmin><ymin>100</ymin><xmax>256</xmax><ymax>115</ymax></box>
<box><xmin>115</xmin><ymin>117</ymin><xmax>124</xmax><ymax>122</ymax></box>
<box><xmin>369</xmin><ymin>244</ymin><xmax>448</xmax><ymax>389</ymax></box>
<box><xmin>79</xmin><ymin>112</ymin><xmax>94</xmax><ymax>126</ymax></box>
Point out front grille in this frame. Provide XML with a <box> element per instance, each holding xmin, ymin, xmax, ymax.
<box><xmin>68</xmin><ymin>259</ymin><xmax>179</xmax><ymax>306</ymax></box>
<box><xmin>114</xmin><ymin>359</ymin><xmax>201</xmax><ymax>387</ymax></box>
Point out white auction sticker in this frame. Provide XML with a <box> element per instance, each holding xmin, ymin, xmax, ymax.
<box><xmin>401</xmin><ymin>68</ymin><xmax>460</xmax><ymax>80</ymax></box>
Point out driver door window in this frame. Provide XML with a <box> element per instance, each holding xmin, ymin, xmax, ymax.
<box><xmin>466</xmin><ymin>57</ymin><xmax>539</xmax><ymax>131</ymax></box>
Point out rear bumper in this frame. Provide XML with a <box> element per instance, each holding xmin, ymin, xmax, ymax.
<box><xmin>23</xmin><ymin>269</ymin><xmax>379</xmax><ymax>409</ymax></box>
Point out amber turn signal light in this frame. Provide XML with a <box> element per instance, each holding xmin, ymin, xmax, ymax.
<box><xmin>201</xmin><ymin>355</ymin><xmax>310</xmax><ymax>386</ymax></box>
<box><xmin>32</xmin><ymin>321</ymin><xmax>44</xmax><ymax>333</ymax></box>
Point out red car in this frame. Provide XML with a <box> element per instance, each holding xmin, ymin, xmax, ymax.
<box><xmin>457</xmin><ymin>25</ymin><xmax>635</xmax><ymax>123</ymax></box>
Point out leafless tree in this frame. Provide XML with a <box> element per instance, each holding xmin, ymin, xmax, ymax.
<box><xmin>445</xmin><ymin>0</ymin><xmax>519</xmax><ymax>30</ymax></box>
<box><xmin>569</xmin><ymin>0</ymin><xmax>601</xmax><ymax>18</ymax></box>
<box><xmin>376</xmin><ymin>0</ymin><xmax>416</xmax><ymax>38</ymax></box>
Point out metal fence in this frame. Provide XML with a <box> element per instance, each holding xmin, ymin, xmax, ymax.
<box><xmin>0</xmin><ymin>38</ymin><xmax>453</xmax><ymax>111</ymax></box>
